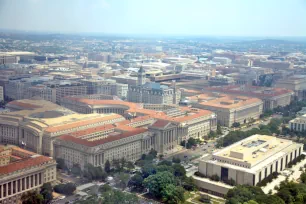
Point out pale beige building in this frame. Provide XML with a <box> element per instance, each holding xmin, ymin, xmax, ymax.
<box><xmin>195</xmin><ymin>135</ymin><xmax>303</xmax><ymax>197</ymax></box>
<box><xmin>0</xmin><ymin>145</ymin><xmax>56</xmax><ymax>203</ymax></box>
<box><xmin>192</xmin><ymin>93</ymin><xmax>263</xmax><ymax>127</ymax></box>
<box><xmin>289</xmin><ymin>115</ymin><xmax>306</xmax><ymax>132</ymax></box>
<box><xmin>275</xmin><ymin>75</ymin><xmax>306</xmax><ymax>100</ymax></box>
<box><xmin>206</xmin><ymin>85</ymin><xmax>293</xmax><ymax>111</ymax></box>
<box><xmin>0</xmin><ymin>99</ymin><xmax>125</xmax><ymax>156</ymax></box>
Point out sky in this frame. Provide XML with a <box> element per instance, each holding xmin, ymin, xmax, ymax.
<box><xmin>0</xmin><ymin>0</ymin><xmax>306</xmax><ymax>37</ymax></box>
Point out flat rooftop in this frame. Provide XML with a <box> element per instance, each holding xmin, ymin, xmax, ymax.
<box><xmin>195</xmin><ymin>94</ymin><xmax>262</xmax><ymax>109</ymax></box>
<box><xmin>212</xmin><ymin>135</ymin><xmax>302</xmax><ymax>170</ymax></box>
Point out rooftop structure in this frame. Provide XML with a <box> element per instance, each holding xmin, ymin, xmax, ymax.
<box><xmin>196</xmin><ymin>135</ymin><xmax>303</xmax><ymax>197</ymax></box>
<box><xmin>205</xmin><ymin>85</ymin><xmax>293</xmax><ymax>110</ymax></box>
<box><xmin>0</xmin><ymin>98</ymin><xmax>125</xmax><ymax>156</ymax></box>
<box><xmin>0</xmin><ymin>145</ymin><xmax>56</xmax><ymax>203</ymax></box>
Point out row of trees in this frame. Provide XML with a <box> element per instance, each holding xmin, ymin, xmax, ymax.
<box><xmin>53</xmin><ymin>183</ymin><xmax>76</xmax><ymax>195</ymax></box>
<box><xmin>129</xmin><ymin>151</ymin><xmax>196</xmax><ymax>203</ymax></box>
<box><xmin>216</xmin><ymin>118</ymin><xmax>282</xmax><ymax>148</ymax></box>
<box><xmin>227</xmin><ymin>171</ymin><xmax>306</xmax><ymax>204</ymax></box>
<box><xmin>21</xmin><ymin>183</ymin><xmax>53</xmax><ymax>204</ymax></box>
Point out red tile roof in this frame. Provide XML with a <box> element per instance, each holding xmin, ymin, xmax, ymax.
<box><xmin>58</xmin><ymin>128</ymin><xmax>147</xmax><ymax>147</ymax></box>
<box><xmin>70</xmin><ymin>124</ymin><xmax>115</xmax><ymax>137</ymax></box>
<box><xmin>151</xmin><ymin>120</ymin><xmax>170</xmax><ymax>128</ymax></box>
<box><xmin>0</xmin><ymin>156</ymin><xmax>52</xmax><ymax>175</ymax></box>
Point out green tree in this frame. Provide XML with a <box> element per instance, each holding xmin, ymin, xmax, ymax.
<box><xmin>161</xmin><ymin>184</ymin><xmax>185</xmax><ymax>204</ymax></box>
<box><xmin>156</xmin><ymin>165</ymin><xmax>174</xmax><ymax>173</ymax></box>
<box><xmin>71</xmin><ymin>163</ymin><xmax>82</xmax><ymax>176</ymax></box>
<box><xmin>232</xmin><ymin>122</ymin><xmax>240</xmax><ymax>128</ymax></box>
<box><xmin>40</xmin><ymin>183</ymin><xmax>53</xmax><ymax>204</ymax></box>
<box><xmin>143</xmin><ymin>171</ymin><xmax>176</xmax><ymax>198</ymax></box>
<box><xmin>21</xmin><ymin>191</ymin><xmax>43</xmax><ymax>204</ymax></box>
<box><xmin>158</xmin><ymin>160</ymin><xmax>172</xmax><ymax>166</ymax></box>
<box><xmin>149</xmin><ymin>148</ymin><xmax>158</xmax><ymax>158</ymax></box>
<box><xmin>104</xmin><ymin>160</ymin><xmax>111</xmax><ymax>173</ymax></box>
<box><xmin>56</xmin><ymin>158</ymin><xmax>66</xmax><ymax>170</ymax></box>
<box><xmin>128</xmin><ymin>173</ymin><xmax>144</xmax><ymax>190</ymax></box>
<box><xmin>300</xmin><ymin>172</ymin><xmax>306</xmax><ymax>183</ymax></box>
<box><xmin>217</xmin><ymin>124</ymin><xmax>222</xmax><ymax>135</ymax></box>
<box><xmin>112</xmin><ymin>159</ymin><xmax>121</xmax><ymax>171</ymax></box>
<box><xmin>142</xmin><ymin>163</ymin><xmax>157</xmax><ymax>178</ymax></box>
<box><xmin>54</xmin><ymin>183</ymin><xmax>76</xmax><ymax>195</ymax></box>
<box><xmin>226</xmin><ymin>185</ymin><xmax>264</xmax><ymax>204</ymax></box>
<box><xmin>208</xmin><ymin>130</ymin><xmax>217</xmax><ymax>139</ymax></box>
<box><xmin>172</xmin><ymin>157</ymin><xmax>181</xmax><ymax>163</ymax></box>
<box><xmin>115</xmin><ymin>172</ymin><xmax>130</xmax><ymax>190</ymax></box>
<box><xmin>99</xmin><ymin>184</ymin><xmax>112</xmax><ymax>193</ymax></box>
<box><xmin>173</xmin><ymin>164</ymin><xmax>186</xmax><ymax>178</ymax></box>
<box><xmin>126</xmin><ymin>161</ymin><xmax>135</xmax><ymax>172</ymax></box>
<box><xmin>120</xmin><ymin>157</ymin><xmax>127</xmax><ymax>170</ymax></box>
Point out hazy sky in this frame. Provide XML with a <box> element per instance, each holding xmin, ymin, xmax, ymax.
<box><xmin>0</xmin><ymin>0</ymin><xmax>306</xmax><ymax>36</ymax></box>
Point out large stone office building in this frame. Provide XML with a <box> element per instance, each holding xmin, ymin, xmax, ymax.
<box><xmin>127</xmin><ymin>67</ymin><xmax>181</xmax><ymax>104</ymax></box>
<box><xmin>195</xmin><ymin>135</ymin><xmax>303</xmax><ymax>197</ymax></box>
<box><xmin>205</xmin><ymin>85</ymin><xmax>293</xmax><ymax>111</ymax></box>
<box><xmin>0</xmin><ymin>145</ymin><xmax>56</xmax><ymax>203</ymax></box>
<box><xmin>191</xmin><ymin>93</ymin><xmax>263</xmax><ymax>127</ymax></box>
<box><xmin>0</xmin><ymin>98</ymin><xmax>125</xmax><ymax>156</ymax></box>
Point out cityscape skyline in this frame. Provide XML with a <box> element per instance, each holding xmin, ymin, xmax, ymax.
<box><xmin>0</xmin><ymin>0</ymin><xmax>306</xmax><ymax>37</ymax></box>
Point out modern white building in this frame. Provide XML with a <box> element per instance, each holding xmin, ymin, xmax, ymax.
<box><xmin>194</xmin><ymin>135</ymin><xmax>303</xmax><ymax>197</ymax></box>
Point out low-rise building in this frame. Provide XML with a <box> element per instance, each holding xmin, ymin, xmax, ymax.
<box><xmin>205</xmin><ymin>85</ymin><xmax>293</xmax><ymax>111</ymax></box>
<box><xmin>192</xmin><ymin>93</ymin><xmax>263</xmax><ymax>127</ymax></box>
<box><xmin>275</xmin><ymin>75</ymin><xmax>306</xmax><ymax>100</ymax></box>
<box><xmin>195</xmin><ymin>135</ymin><xmax>303</xmax><ymax>197</ymax></box>
<box><xmin>289</xmin><ymin>115</ymin><xmax>306</xmax><ymax>132</ymax></box>
<box><xmin>0</xmin><ymin>145</ymin><xmax>56</xmax><ymax>203</ymax></box>
<box><xmin>0</xmin><ymin>99</ymin><xmax>125</xmax><ymax>156</ymax></box>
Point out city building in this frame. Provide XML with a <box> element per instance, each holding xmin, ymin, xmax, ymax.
<box><xmin>212</xmin><ymin>57</ymin><xmax>232</xmax><ymax>65</ymax></box>
<box><xmin>0</xmin><ymin>145</ymin><xmax>56</xmax><ymax>203</ymax></box>
<box><xmin>44</xmin><ymin>81</ymin><xmax>87</xmax><ymax>103</ymax></box>
<box><xmin>275</xmin><ymin>75</ymin><xmax>306</xmax><ymax>100</ymax></box>
<box><xmin>289</xmin><ymin>115</ymin><xmax>306</xmax><ymax>132</ymax></box>
<box><xmin>27</xmin><ymin>85</ymin><xmax>57</xmax><ymax>103</ymax></box>
<box><xmin>253</xmin><ymin>60</ymin><xmax>293</xmax><ymax>70</ymax></box>
<box><xmin>60</xmin><ymin>96</ymin><xmax>217</xmax><ymax>142</ymax></box>
<box><xmin>194</xmin><ymin>135</ymin><xmax>303</xmax><ymax>197</ymax></box>
<box><xmin>0</xmin><ymin>98</ymin><xmax>125</xmax><ymax>156</ymax></box>
<box><xmin>0</xmin><ymin>55</ymin><xmax>19</xmax><ymax>65</ymax></box>
<box><xmin>128</xmin><ymin>67</ymin><xmax>181</xmax><ymax>104</ymax></box>
<box><xmin>205</xmin><ymin>85</ymin><xmax>293</xmax><ymax>111</ymax></box>
<box><xmin>0</xmin><ymin>86</ymin><xmax>3</xmax><ymax>102</ymax></box>
<box><xmin>208</xmin><ymin>76</ymin><xmax>235</xmax><ymax>86</ymax></box>
<box><xmin>192</xmin><ymin>93</ymin><xmax>263</xmax><ymax>127</ymax></box>
<box><xmin>81</xmin><ymin>79</ymin><xmax>128</xmax><ymax>99</ymax></box>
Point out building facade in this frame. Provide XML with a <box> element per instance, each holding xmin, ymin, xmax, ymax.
<box><xmin>289</xmin><ymin>115</ymin><xmax>306</xmax><ymax>132</ymax></box>
<box><xmin>205</xmin><ymin>85</ymin><xmax>293</xmax><ymax>111</ymax></box>
<box><xmin>0</xmin><ymin>86</ymin><xmax>3</xmax><ymax>102</ymax></box>
<box><xmin>195</xmin><ymin>135</ymin><xmax>303</xmax><ymax>197</ymax></box>
<box><xmin>0</xmin><ymin>145</ymin><xmax>56</xmax><ymax>203</ymax></box>
<box><xmin>193</xmin><ymin>94</ymin><xmax>263</xmax><ymax>127</ymax></box>
<box><xmin>0</xmin><ymin>99</ymin><xmax>125</xmax><ymax>156</ymax></box>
